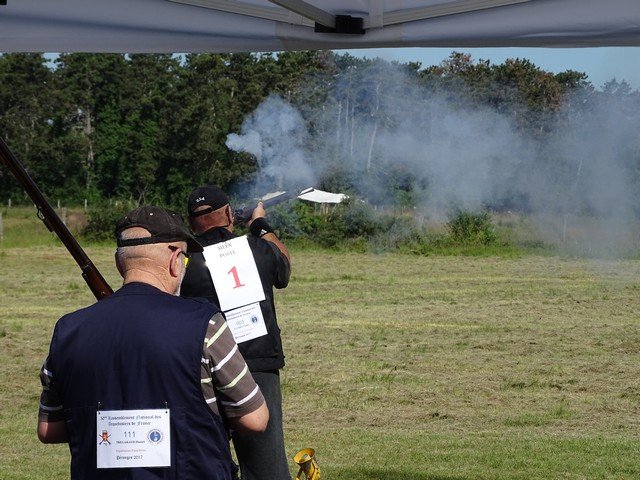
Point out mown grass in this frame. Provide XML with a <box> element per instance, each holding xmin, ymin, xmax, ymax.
<box><xmin>0</xmin><ymin>207</ymin><xmax>63</xmax><ymax>248</ymax></box>
<box><xmin>1</xmin><ymin>212</ymin><xmax>640</xmax><ymax>479</ymax></box>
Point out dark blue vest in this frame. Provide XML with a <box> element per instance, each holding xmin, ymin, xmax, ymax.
<box><xmin>49</xmin><ymin>282</ymin><xmax>234</xmax><ymax>480</ymax></box>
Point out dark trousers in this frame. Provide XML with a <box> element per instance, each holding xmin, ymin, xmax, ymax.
<box><xmin>233</xmin><ymin>370</ymin><xmax>291</xmax><ymax>480</ymax></box>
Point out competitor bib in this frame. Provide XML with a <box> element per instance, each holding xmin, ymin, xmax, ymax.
<box><xmin>96</xmin><ymin>408</ymin><xmax>171</xmax><ymax>469</ymax></box>
<box><xmin>202</xmin><ymin>236</ymin><xmax>265</xmax><ymax>311</ymax></box>
<box><xmin>224</xmin><ymin>302</ymin><xmax>268</xmax><ymax>343</ymax></box>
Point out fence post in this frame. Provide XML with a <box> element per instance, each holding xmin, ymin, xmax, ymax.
<box><xmin>0</xmin><ymin>212</ymin><xmax>3</xmax><ymax>241</ymax></box>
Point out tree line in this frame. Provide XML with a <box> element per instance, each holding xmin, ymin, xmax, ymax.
<box><xmin>1</xmin><ymin>51</ymin><xmax>639</xmax><ymax>214</ymax></box>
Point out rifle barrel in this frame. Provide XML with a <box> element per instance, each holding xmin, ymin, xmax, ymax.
<box><xmin>235</xmin><ymin>190</ymin><xmax>300</xmax><ymax>224</ymax></box>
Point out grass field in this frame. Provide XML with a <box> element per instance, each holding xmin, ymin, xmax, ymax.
<box><xmin>1</xmin><ymin>216</ymin><xmax>640</xmax><ymax>478</ymax></box>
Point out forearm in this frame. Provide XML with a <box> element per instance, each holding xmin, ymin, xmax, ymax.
<box><xmin>228</xmin><ymin>402</ymin><xmax>269</xmax><ymax>435</ymax></box>
<box><xmin>247</xmin><ymin>211</ymin><xmax>291</xmax><ymax>263</ymax></box>
<box><xmin>38</xmin><ymin>419</ymin><xmax>68</xmax><ymax>443</ymax></box>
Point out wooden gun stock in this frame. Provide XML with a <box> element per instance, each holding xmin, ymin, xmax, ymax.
<box><xmin>0</xmin><ymin>136</ymin><xmax>113</xmax><ymax>301</ymax></box>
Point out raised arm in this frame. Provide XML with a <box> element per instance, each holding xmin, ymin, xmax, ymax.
<box><xmin>248</xmin><ymin>202</ymin><xmax>290</xmax><ymax>263</ymax></box>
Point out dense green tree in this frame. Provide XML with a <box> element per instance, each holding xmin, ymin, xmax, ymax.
<box><xmin>160</xmin><ymin>53</ymin><xmax>242</xmax><ymax>207</ymax></box>
<box><xmin>116</xmin><ymin>54</ymin><xmax>182</xmax><ymax>204</ymax></box>
<box><xmin>52</xmin><ymin>53</ymin><xmax>128</xmax><ymax>201</ymax></box>
<box><xmin>0</xmin><ymin>53</ymin><xmax>54</xmax><ymax>201</ymax></box>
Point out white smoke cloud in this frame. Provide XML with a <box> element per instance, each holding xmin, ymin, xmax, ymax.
<box><xmin>225</xmin><ymin>95</ymin><xmax>315</xmax><ymax>192</ymax></box>
<box><xmin>226</xmin><ymin>130</ymin><xmax>262</xmax><ymax>158</ymax></box>
<box><xmin>225</xmin><ymin>61</ymin><xmax>640</xmax><ymax>255</ymax></box>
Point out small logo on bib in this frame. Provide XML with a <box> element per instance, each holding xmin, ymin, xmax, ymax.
<box><xmin>147</xmin><ymin>429</ymin><xmax>164</xmax><ymax>445</ymax></box>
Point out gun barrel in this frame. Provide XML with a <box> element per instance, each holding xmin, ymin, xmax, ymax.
<box><xmin>235</xmin><ymin>190</ymin><xmax>300</xmax><ymax>224</ymax></box>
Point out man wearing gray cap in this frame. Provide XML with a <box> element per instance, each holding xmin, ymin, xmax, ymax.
<box><xmin>37</xmin><ymin>205</ymin><xmax>268</xmax><ymax>480</ymax></box>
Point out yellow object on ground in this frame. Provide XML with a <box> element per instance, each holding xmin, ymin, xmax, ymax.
<box><xmin>293</xmin><ymin>448</ymin><xmax>320</xmax><ymax>480</ymax></box>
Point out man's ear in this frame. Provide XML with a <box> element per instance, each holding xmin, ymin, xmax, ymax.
<box><xmin>168</xmin><ymin>250</ymin><xmax>181</xmax><ymax>279</ymax></box>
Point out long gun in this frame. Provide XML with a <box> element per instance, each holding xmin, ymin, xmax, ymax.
<box><xmin>0</xmin><ymin>136</ymin><xmax>113</xmax><ymax>300</ymax></box>
<box><xmin>233</xmin><ymin>187</ymin><xmax>314</xmax><ymax>224</ymax></box>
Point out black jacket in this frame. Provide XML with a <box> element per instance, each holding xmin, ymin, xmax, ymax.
<box><xmin>181</xmin><ymin>227</ymin><xmax>290</xmax><ymax>372</ymax></box>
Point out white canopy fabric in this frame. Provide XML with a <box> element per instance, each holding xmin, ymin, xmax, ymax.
<box><xmin>1</xmin><ymin>0</ymin><xmax>639</xmax><ymax>53</ymax></box>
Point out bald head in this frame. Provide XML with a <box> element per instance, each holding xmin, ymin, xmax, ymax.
<box><xmin>115</xmin><ymin>227</ymin><xmax>188</xmax><ymax>295</ymax></box>
<box><xmin>116</xmin><ymin>227</ymin><xmax>162</xmax><ymax>265</ymax></box>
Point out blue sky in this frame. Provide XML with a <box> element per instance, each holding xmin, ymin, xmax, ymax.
<box><xmin>339</xmin><ymin>47</ymin><xmax>640</xmax><ymax>90</ymax></box>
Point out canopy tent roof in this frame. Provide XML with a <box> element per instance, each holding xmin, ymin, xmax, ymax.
<box><xmin>1</xmin><ymin>0</ymin><xmax>639</xmax><ymax>54</ymax></box>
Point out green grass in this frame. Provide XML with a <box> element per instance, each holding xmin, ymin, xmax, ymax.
<box><xmin>1</xmin><ymin>214</ymin><xmax>640</xmax><ymax>479</ymax></box>
<box><xmin>0</xmin><ymin>206</ymin><xmax>91</xmax><ymax>249</ymax></box>
<box><xmin>0</xmin><ymin>208</ymin><xmax>59</xmax><ymax>248</ymax></box>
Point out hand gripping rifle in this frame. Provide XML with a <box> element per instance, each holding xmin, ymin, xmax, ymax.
<box><xmin>0</xmin><ymin>136</ymin><xmax>113</xmax><ymax>301</ymax></box>
<box><xmin>233</xmin><ymin>187</ymin><xmax>314</xmax><ymax>224</ymax></box>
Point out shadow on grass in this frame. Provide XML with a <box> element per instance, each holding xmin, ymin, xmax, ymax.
<box><xmin>332</xmin><ymin>467</ymin><xmax>469</xmax><ymax>480</ymax></box>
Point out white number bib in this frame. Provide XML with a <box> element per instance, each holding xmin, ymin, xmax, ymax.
<box><xmin>224</xmin><ymin>302</ymin><xmax>268</xmax><ymax>343</ymax></box>
<box><xmin>96</xmin><ymin>409</ymin><xmax>171</xmax><ymax>469</ymax></box>
<box><xmin>203</xmin><ymin>236</ymin><xmax>266</xmax><ymax>312</ymax></box>
<box><xmin>202</xmin><ymin>236</ymin><xmax>269</xmax><ymax>343</ymax></box>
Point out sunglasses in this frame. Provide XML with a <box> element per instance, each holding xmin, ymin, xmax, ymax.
<box><xmin>168</xmin><ymin>245</ymin><xmax>191</xmax><ymax>267</ymax></box>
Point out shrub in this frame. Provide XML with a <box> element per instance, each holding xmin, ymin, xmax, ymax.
<box><xmin>268</xmin><ymin>201</ymin><xmax>500</xmax><ymax>253</ymax></box>
<box><xmin>341</xmin><ymin>200</ymin><xmax>382</xmax><ymax>238</ymax></box>
<box><xmin>372</xmin><ymin>215</ymin><xmax>425</xmax><ymax>251</ymax></box>
<box><xmin>445</xmin><ymin>209</ymin><xmax>497</xmax><ymax>245</ymax></box>
<box><xmin>262</xmin><ymin>202</ymin><xmax>304</xmax><ymax>239</ymax></box>
<box><xmin>82</xmin><ymin>202</ymin><xmax>131</xmax><ymax>242</ymax></box>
